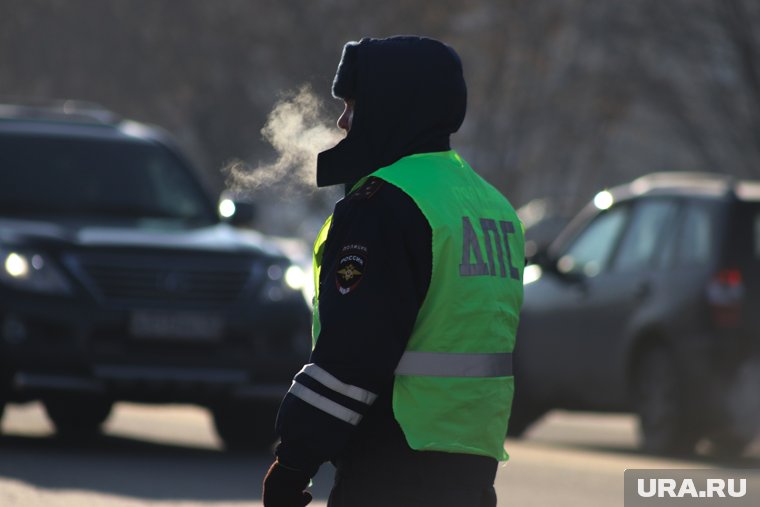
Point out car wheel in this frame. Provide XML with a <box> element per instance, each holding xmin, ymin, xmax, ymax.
<box><xmin>212</xmin><ymin>401</ymin><xmax>280</xmax><ymax>452</ymax></box>
<box><xmin>44</xmin><ymin>397</ymin><xmax>113</xmax><ymax>440</ymax></box>
<box><xmin>705</xmin><ymin>431</ymin><xmax>754</xmax><ymax>458</ymax></box>
<box><xmin>632</xmin><ymin>344</ymin><xmax>697</xmax><ymax>455</ymax></box>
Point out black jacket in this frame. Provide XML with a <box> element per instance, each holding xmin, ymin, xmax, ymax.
<box><xmin>275</xmin><ymin>176</ymin><xmax>431</xmax><ymax>476</ymax></box>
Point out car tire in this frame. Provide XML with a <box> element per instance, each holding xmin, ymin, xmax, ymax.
<box><xmin>212</xmin><ymin>401</ymin><xmax>279</xmax><ymax>452</ymax></box>
<box><xmin>705</xmin><ymin>431</ymin><xmax>753</xmax><ymax>458</ymax></box>
<box><xmin>43</xmin><ymin>397</ymin><xmax>113</xmax><ymax>440</ymax></box>
<box><xmin>632</xmin><ymin>344</ymin><xmax>697</xmax><ymax>455</ymax></box>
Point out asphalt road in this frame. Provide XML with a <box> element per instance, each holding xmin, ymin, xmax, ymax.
<box><xmin>0</xmin><ymin>403</ymin><xmax>758</xmax><ymax>506</ymax></box>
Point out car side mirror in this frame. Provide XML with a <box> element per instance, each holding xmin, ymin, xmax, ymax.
<box><xmin>529</xmin><ymin>246</ymin><xmax>552</xmax><ymax>269</ymax></box>
<box><xmin>532</xmin><ymin>249</ymin><xmax>587</xmax><ymax>285</ymax></box>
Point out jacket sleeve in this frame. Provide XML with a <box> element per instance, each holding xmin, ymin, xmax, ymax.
<box><xmin>274</xmin><ymin>180</ymin><xmax>431</xmax><ymax>477</ymax></box>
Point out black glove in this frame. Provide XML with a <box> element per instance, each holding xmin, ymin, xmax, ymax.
<box><xmin>262</xmin><ymin>460</ymin><xmax>313</xmax><ymax>507</ymax></box>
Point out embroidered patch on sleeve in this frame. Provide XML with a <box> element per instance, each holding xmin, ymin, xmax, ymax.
<box><xmin>350</xmin><ymin>178</ymin><xmax>384</xmax><ymax>200</ymax></box>
<box><xmin>335</xmin><ymin>244</ymin><xmax>368</xmax><ymax>295</ymax></box>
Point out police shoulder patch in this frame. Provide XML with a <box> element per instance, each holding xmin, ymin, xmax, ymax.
<box><xmin>350</xmin><ymin>177</ymin><xmax>384</xmax><ymax>200</ymax></box>
<box><xmin>335</xmin><ymin>244</ymin><xmax>368</xmax><ymax>295</ymax></box>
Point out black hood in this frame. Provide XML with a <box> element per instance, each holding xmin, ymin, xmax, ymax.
<box><xmin>316</xmin><ymin>36</ymin><xmax>467</xmax><ymax>188</ymax></box>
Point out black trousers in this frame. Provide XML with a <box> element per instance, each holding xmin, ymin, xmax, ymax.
<box><xmin>327</xmin><ymin>434</ymin><xmax>498</xmax><ymax>507</ymax></box>
<box><xmin>328</xmin><ymin>473</ymin><xmax>497</xmax><ymax>507</ymax></box>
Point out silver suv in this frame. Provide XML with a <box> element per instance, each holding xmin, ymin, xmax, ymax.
<box><xmin>512</xmin><ymin>172</ymin><xmax>760</xmax><ymax>457</ymax></box>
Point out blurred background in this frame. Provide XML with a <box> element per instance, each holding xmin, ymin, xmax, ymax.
<box><xmin>3</xmin><ymin>2</ymin><xmax>760</xmax><ymax>505</ymax></box>
<box><xmin>3</xmin><ymin>0</ymin><xmax>759</xmax><ymax>239</ymax></box>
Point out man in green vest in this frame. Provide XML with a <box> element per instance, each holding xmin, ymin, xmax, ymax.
<box><xmin>263</xmin><ymin>35</ymin><xmax>524</xmax><ymax>507</ymax></box>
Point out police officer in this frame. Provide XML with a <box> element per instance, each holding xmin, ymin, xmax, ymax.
<box><xmin>262</xmin><ymin>35</ymin><xmax>524</xmax><ymax>507</ymax></box>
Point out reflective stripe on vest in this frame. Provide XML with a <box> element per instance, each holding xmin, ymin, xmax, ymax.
<box><xmin>394</xmin><ymin>351</ymin><xmax>513</xmax><ymax>377</ymax></box>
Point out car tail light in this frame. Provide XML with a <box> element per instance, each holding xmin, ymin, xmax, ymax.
<box><xmin>706</xmin><ymin>268</ymin><xmax>744</xmax><ymax>327</ymax></box>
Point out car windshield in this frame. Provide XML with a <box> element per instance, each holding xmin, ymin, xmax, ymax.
<box><xmin>0</xmin><ymin>134</ymin><xmax>216</xmax><ymax>224</ymax></box>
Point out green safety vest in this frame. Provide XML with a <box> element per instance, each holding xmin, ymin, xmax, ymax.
<box><xmin>312</xmin><ymin>150</ymin><xmax>524</xmax><ymax>461</ymax></box>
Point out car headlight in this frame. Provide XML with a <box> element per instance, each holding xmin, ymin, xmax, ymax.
<box><xmin>260</xmin><ymin>262</ymin><xmax>309</xmax><ymax>302</ymax></box>
<box><xmin>284</xmin><ymin>265</ymin><xmax>306</xmax><ymax>291</ymax></box>
<box><xmin>0</xmin><ymin>249</ymin><xmax>72</xmax><ymax>295</ymax></box>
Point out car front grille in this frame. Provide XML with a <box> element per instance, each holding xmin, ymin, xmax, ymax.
<box><xmin>67</xmin><ymin>253</ymin><xmax>256</xmax><ymax>307</ymax></box>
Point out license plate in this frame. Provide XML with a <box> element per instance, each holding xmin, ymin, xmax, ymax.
<box><xmin>129</xmin><ymin>310</ymin><xmax>224</xmax><ymax>341</ymax></box>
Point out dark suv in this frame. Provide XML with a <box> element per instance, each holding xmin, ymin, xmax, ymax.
<box><xmin>0</xmin><ymin>102</ymin><xmax>311</xmax><ymax>449</ymax></box>
<box><xmin>512</xmin><ymin>172</ymin><xmax>760</xmax><ymax>456</ymax></box>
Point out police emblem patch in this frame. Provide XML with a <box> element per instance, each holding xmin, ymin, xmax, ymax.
<box><xmin>335</xmin><ymin>244</ymin><xmax>368</xmax><ymax>295</ymax></box>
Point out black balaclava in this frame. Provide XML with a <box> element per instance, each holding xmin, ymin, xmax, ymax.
<box><xmin>316</xmin><ymin>36</ymin><xmax>467</xmax><ymax>189</ymax></box>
